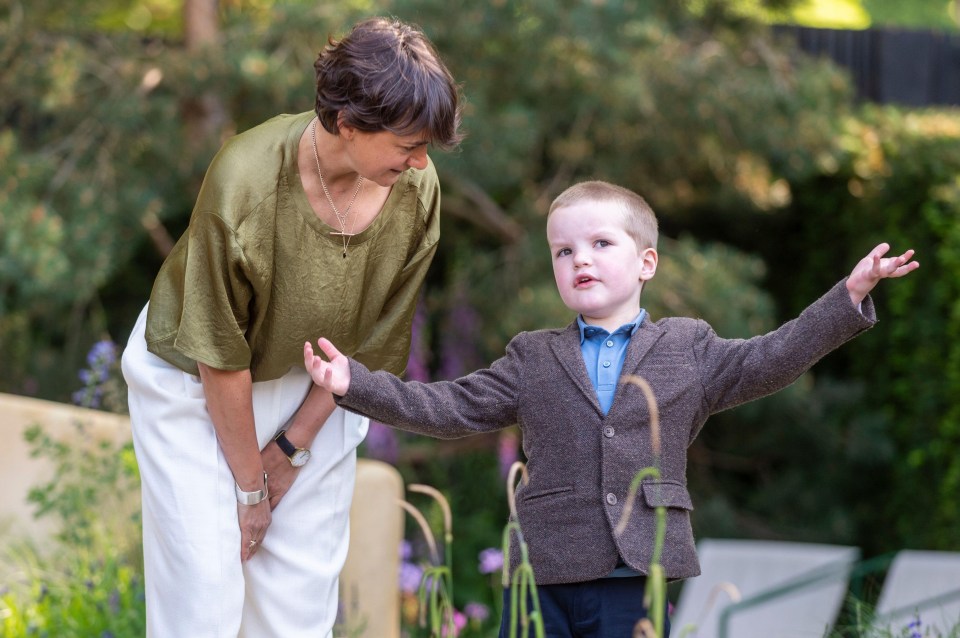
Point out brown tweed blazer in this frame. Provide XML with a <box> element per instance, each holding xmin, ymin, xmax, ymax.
<box><xmin>337</xmin><ymin>280</ymin><xmax>876</xmax><ymax>584</ymax></box>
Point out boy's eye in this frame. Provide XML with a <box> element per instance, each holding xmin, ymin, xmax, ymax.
<box><xmin>556</xmin><ymin>248</ymin><xmax>572</xmax><ymax>258</ymax></box>
<box><xmin>595</xmin><ymin>240</ymin><xmax>610</xmax><ymax>248</ymax></box>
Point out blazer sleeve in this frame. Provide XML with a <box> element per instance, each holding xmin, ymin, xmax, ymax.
<box><xmin>336</xmin><ymin>333</ymin><xmax>525</xmax><ymax>439</ymax></box>
<box><xmin>696</xmin><ymin>278</ymin><xmax>877</xmax><ymax>414</ymax></box>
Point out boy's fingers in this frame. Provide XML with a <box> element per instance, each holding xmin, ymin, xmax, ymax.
<box><xmin>317</xmin><ymin>337</ymin><xmax>343</xmax><ymax>361</ymax></box>
<box><xmin>303</xmin><ymin>341</ymin><xmax>314</xmax><ymax>365</ymax></box>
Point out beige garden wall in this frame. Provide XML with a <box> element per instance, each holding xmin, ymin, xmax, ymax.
<box><xmin>0</xmin><ymin>392</ymin><xmax>401</xmax><ymax>638</ymax></box>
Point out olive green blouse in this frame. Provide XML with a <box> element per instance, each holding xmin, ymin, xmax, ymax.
<box><xmin>145</xmin><ymin>111</ymin><xmax>440</xmax><ymax>381</ymax></box>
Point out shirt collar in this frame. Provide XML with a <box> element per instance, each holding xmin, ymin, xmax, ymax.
<box><xmin>577</xmin><ymin>310</ymin><xmax>646</xmax><ymax>344</ymax></box>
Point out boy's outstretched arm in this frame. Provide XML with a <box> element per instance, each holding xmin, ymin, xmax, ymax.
<box><xmin>304</xmin><ymin>338</ymin><xmax>351</xmax><ymax>396</ymax></box>
<box><xmin>846</xmin><ymin>243</ymin><xmax>919</xmax><ymax>307</ymax></box>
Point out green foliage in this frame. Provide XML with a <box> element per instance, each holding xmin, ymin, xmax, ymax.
<box><xmin>863</xmin><ymin>0</ymin><xmax>960</xmax><ymax>31</ymax></box>
<box><xmin>0</xmin><ymin>422</ymin><xmax>144</xmax><ymax>637</ymax></box>
<box><xmin>0</xmin><ymin>544</ymin><xmax>146</xmax><ymax>638</ymax></box>
<box><xmin>750</xmin><ymin>107</ymin><xmax>960</xmax><ymax>552</ymax></box>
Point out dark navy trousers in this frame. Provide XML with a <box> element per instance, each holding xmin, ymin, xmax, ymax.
<box><xmin>499</xmin><ymin>576</ymin><xmax>670</xmax><ymax>638</ymax></box>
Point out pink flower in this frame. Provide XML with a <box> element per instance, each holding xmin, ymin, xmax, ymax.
<box><xmin>441</xmin><ymin>610</ymin><xmax>467</xmax><ymax>637</ymax></box>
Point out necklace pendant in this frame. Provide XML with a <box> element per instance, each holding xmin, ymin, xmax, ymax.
<box><xmin>342</xmin><ymin>250</ymin><xmax>347</xmax><ymax>259</ymax></box>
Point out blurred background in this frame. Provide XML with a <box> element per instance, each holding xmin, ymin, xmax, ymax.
<box><xmin>1</xmin><ymin>0</ymin><xmax>959</xmax><ymax>634</ymax></box>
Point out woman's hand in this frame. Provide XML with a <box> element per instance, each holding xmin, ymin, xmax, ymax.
<box><xmin>260</xmin><ymin>386</ymin><xmax>336</xmax><ymax>511</ymax></box>
<box><xmin>239</xmin><ymin>499</ymin><xmax>271</xmax><ymax>561</ymax></box>
<box><xmin>261</xmin><ymin>442</ymin><xmax>298</xmax><ymax>511</ymax></box>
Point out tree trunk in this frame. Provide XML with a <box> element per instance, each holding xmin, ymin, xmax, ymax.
<box><xmin>182</xmin><ymin>0</ymin><xmax>228</xmax><ymax>148</ymax></box>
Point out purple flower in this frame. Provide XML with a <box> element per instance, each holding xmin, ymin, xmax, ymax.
<box><xmin>497</xmin><ymin>430</ymin><xmax>520</xmax><ymax>480</ymax></box>
<box><xmin>399</xmin><ymin>539</ymin><xmax>413</xmax><ymax>561</ymax></box>
<box><xmin>907</xmin><ymin>615</ymin><xmax>922</xmax><ymax>638</ymax></box>
<box><xmin>438</xmin><ymin>288</ymin><xmax>482</xmax><ymax>381</ymax></box>
<box><xmin>73</xmin><ymin>339</ymin><xmax>118</xmax><ymax>408</ymax></box>
<box><xmin>363</xmin><ymin>422</ymin><xmax>398</xmax><ymax>464</ymax></box>
<box><xmin>87</xmin><ymin>339</ymin><xmax>117</xmax><ymax>370</ymax></box>
<box><xmin>478</xmin><ymin>547</ymin><xmax>504</xmax><ymax>575</ymax></box>
<box><xmin>399</xmin><ymin>561</ymin><xmax>423</xmax><ymax>594</ymax></box>
<box><xmin>405</xmin><ymin>297</ymin><xmax>430</xmax><ymax>382</ymax></box>
<box><xmin>464</xmin><ymin>602</ymin><xmax>490</xmax><ymax>622</ymax></box>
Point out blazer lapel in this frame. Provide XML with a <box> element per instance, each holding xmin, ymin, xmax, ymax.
<box><xmin>609</xmin><ymin>319</ymin><xmax>664</xmax><ymax>416</ymax></box>
<box><xmin>621</xmin><ymin>319</ymin><xmax>663</xmax><ymax>376</ymax></box>
<box><xmin>549</xmin><ymin>322</ymin><xmax>603</xmax><ymax>414</ymax></box>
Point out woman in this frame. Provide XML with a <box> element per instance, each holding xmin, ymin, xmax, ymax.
<box><xmin>121</xmin><ymin>17</ymin><xmax>462</xmax><ymax>636</ymax></box>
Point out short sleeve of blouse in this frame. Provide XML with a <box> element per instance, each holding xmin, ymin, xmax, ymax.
<box><xmin>168</xmin><ymin>211</ymin><xmax>254</xmax><ymax>370</ymax></box>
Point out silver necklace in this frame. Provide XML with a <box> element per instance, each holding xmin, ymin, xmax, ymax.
<box><xmin>312</xmin><ymin>118</ymin><xmax>364</xmax><ymax>258</ymax></box>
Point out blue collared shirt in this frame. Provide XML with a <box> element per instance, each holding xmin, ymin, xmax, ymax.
<box><xmin>577</xmin><ymin>310</ymin><xmax>646</xmax><ymax>415</ymax></box>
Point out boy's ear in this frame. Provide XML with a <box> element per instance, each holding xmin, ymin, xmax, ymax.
<box><xmin>639</xmin><ymin>248</ymin><xmax>658</xmax><ymax>282</ymax></box>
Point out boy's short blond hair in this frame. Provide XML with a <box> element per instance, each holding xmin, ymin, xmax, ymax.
<box><xmin>548</xmin><ymin>180</ymin><xmax>658</xmax><ymax>250</ymax></box>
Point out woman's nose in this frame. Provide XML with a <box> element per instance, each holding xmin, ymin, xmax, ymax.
<box><xmin>407</xmin><ymin>147</ymin><xmax>428</xmax><ymax>170</ymax></box>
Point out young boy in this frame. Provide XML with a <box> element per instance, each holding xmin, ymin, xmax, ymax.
<box><xmin>305</xmin><ymin>180</ymin><xmax>918</xmax><ymax>637</ymax></box>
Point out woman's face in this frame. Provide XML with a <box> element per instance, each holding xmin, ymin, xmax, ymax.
<box><xmin>344</xmin><ymin>126</ymin><xmax>430</xmax><ymax>186</ymax></box>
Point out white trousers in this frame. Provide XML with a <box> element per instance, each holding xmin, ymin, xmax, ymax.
<box><xmin>121</xmin><ymin>305</ymin><xmax>368</xmax><ymax>637</ymax></box>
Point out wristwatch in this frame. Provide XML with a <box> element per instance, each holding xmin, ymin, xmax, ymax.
<box><xmin>274</xmin><ymin>430</ymin><xmax>312</xmax><ymax>467</ymax></box>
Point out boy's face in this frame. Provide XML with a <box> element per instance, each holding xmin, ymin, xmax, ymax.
<box><xmin>547</xmin><ymin>201</ymin><xmax>657</xmax><ymax>332</ymax></box>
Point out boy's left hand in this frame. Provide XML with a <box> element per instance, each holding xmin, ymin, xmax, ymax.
<box><xmin>304</xmin><ymin>338</ymin><xmax>351</xmax><ymax>396</ymax></box>
<box><xmin>847</xmin><ymin>243</ymin><xmax>919</xmax><ymax>306</ymax></box>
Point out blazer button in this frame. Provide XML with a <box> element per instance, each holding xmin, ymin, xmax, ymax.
<box><xmin>606</xmin><ymin>493</ymin><xmax>618</xmax><ymax>505</ymax></box>
<box><xmin>603</xmin><ymin>426</ymin><xmax>615</xmax><ymax>438</ymax></box>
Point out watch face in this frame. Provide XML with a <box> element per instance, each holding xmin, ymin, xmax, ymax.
<box><xmin>290</xmin><ymin>448</ymin><xmax>311</xmax><ymax>467</ymax></box>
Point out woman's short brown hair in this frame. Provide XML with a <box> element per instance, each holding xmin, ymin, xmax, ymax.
<box><xmin>314</xmin><ymin>17</ymin><xmax>463</xmax><ymax>150</ymax></box>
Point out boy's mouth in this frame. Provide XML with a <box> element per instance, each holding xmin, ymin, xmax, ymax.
<box><xmin>575</xmin><ymin>275</ymin><xmax>596</xmax><ymax>288</ymax></box>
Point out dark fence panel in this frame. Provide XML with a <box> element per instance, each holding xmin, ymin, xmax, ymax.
<box><xmin>775</xmin><ymin>26</ymin><xmax>960</xmax><ymax>106</ymax></box>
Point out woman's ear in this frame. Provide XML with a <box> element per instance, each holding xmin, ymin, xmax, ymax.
<box><xmin>639</xmin><ymin>247</ymin><xmax>658</xmax><ymax>282</ymax></box>
<box><xmin>336</xmin><ymin>113</ymin><xmax>354</xmax><ymax>139</ymax></box>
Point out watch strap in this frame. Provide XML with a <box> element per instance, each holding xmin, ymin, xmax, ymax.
<box><xmin>274</xmin><ymin>430</ymin><xmax>297</xmax><ymax>457</ymax></box>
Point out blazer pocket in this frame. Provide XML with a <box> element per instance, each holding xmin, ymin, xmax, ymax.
<box><xmin>520</xmin><ymin>485</ymin><xmax>574</xmax><ymax>502</ymax></box>
<box><xmin>641</xmin><ymin>480</ymin><xmax>693</xmax><ymax>510</ymax></box>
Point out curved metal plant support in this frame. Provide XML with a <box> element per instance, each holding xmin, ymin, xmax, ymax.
<box><xmin>674</xmin><ymin>582</ymin><xmax>742</xmax><ymax>638</ymax></box>
<box><xmin>398</xmin><ymin>486</ymin><xmax>456</xmax><ymax>638</ymax></box>
<box><xmin>501</xmin><ymin>461</ymin><xmax>545</xmax><ymax>638</ymax></box>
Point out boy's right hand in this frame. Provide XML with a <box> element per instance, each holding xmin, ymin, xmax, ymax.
<box><xmin>303</xmin><ymin>338</ymin><xmax>351</xmax><ymax>397</ymax></box>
